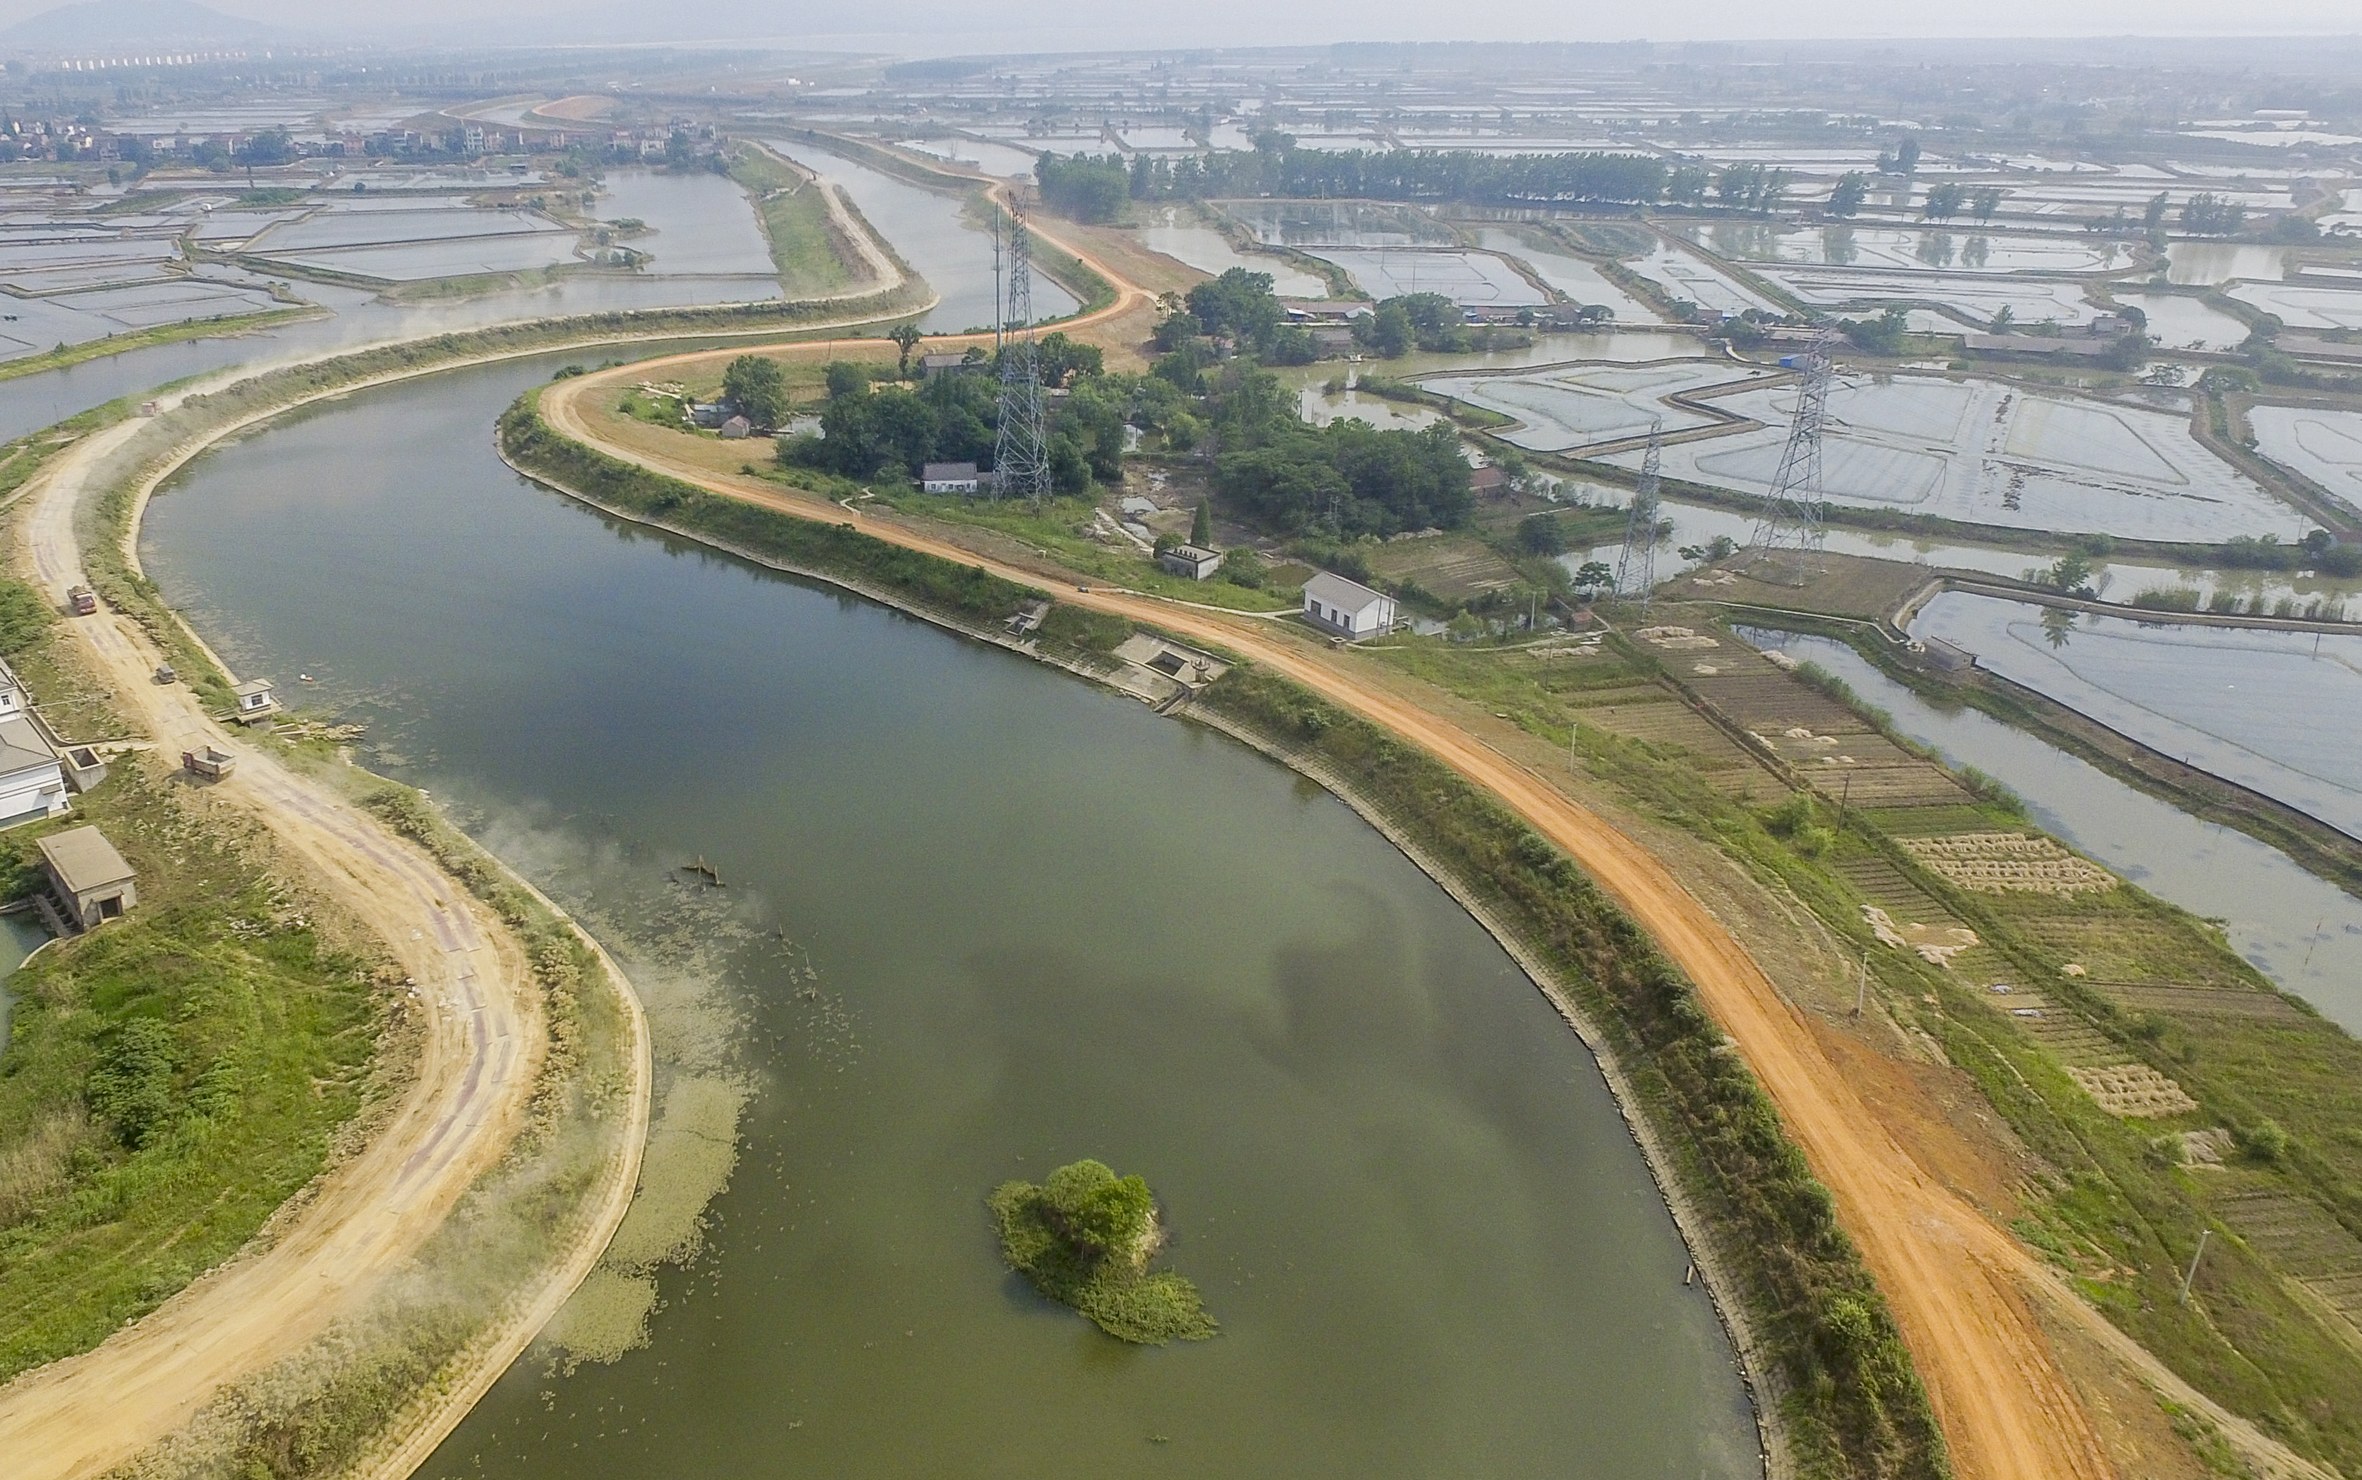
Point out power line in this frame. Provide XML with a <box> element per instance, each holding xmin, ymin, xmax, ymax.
<box><xmin>1742</xmin><ymin>323</ymin><xmax>1838</xmax><ymax>586</ymax></box>
<box><xmin>992</xmin><ymin>197</ymin><xmax>1050</xmax><ymax>501</ymax></box>
<box><xmin>1615</xmin><ymin>417</ymin><xmax>1663</xmax><ymax>607</ymax></box>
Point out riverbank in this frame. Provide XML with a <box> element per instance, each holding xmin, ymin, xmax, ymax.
<box><xmin>522</xmin><ymin>367</ymin><xmax>2151</xmax><ymax>1478</ymax></box>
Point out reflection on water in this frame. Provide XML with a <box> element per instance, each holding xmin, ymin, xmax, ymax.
<box><xmin>0</xmin><ymin>910</ymin><xmax>53</xmax><ymax>1050</ymax></box>
<box><xmin>1743</xmin><ymin>628</ymin><xmax>2362</xmax><ymax>1032</ymax></box>
<box><xmin>140</xmin><ymin>353</ymin><xmax>1756</xmax><ymax>1480</ymax></box>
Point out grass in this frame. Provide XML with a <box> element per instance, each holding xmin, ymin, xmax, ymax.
<box><xmin>987</xmin><ymin>1164</ymin><xmax>1215</xmax><ymax>1345</ymax></box>
<box><xmin>727</xmin><ymin>143</ymin><xmax>861</xmax><ymax>297</ymax></box>
<box><xmin>0</xmin><ymin>647</ymin><xmax>386</xmax><ymax>1379</ymax></box>
<box><xmin>1368</xmin><ymin>623</ymin><xmax>2362</xmax><ymax>1476</ymax></box>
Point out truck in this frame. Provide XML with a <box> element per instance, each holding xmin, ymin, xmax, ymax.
<box><xmin>182</xmin><ymin>745</ymin><xmax>237</xmax><ymax>780</ymax></box>
<box><xmin>67</xmin><ymin>585</ymin><xmax>97</xmax><ymax>616</ymax></box>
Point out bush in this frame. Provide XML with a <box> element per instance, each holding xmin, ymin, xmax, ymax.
<box><xmin>988</xmin><ymin>1160</ymin><xmax>1215</xmax><ymax>1345</ymax></box>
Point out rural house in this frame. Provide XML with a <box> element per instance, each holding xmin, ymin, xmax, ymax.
<box><xmin>232</xmin><ymin>679</ymin><xmax>279</xmax><ymax>724</ymax></box>
<box><xmin>0</xmin><ymin>660</ymin><xmax>68</xmax><ymax>826</ymax></box>
<box><xmin>1158</xmin><ymin>544</ymin><xmax>1223</xmax><ymax>581</ymax></box>
<box><xmin>38</xmin><ymin>825</ymin><xmax>135</xmax><ymax>932</ymax></box>
<box><xmin>1301</xmin><ymin>571</ymin><xmax>1398</xmax><ymax>639</ymax></box>
<box><xmin>922</xmin><ymin>462</ymin><xmax>983</xmax><ymax>494</ymax></box>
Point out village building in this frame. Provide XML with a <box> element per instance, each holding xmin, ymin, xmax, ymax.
<box><xmin>719</xmin><ymin>415</ymin><xmax>752</xmax><ymax>440</ymax></box>
<box><xmin>38</xmin><ymin>825</ymin><xmax>135</xmax><ymax>932</ymax></box>
<box><xmin>1159</xmin><ymin>544</ymin><xmax>1224</xmax><ymax>581</ymax></box>
<box><xmin>921</xmin><ymin>461</ymin><xmax>983</xmax><ymax>495</ymax></box>
<box><xmin>920</xmin><ymin>352</ymin><xmax>977</xmax><ymax>378</ymax></box>
<box><xmin>1301</xmin><ymin>571</ymin><xmax>1398</xmax><ymax>639</ymax></box>
<box><xmin>0</xmin><ymin>660</ymin><xmax>67</xmax><ymax>826</ymax></box>
<box><xmin>232</xmin><ymin>679</ymin><xmax>279</xmax><ymax>724</ymax></box>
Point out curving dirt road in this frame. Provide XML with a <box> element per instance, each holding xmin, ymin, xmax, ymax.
<box><xmin>541</xmin><ymin>356</ymin><xmax>2211</xmax><ymax>1480</ymax></box>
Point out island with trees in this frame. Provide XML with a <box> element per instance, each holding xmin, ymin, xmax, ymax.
<box><xmin>988</xmin><ymin>1159</ymin><xmax>1216</xmax><ymax>1344</ymax></box>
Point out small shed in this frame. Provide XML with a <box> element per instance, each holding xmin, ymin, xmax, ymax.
<box><xmin>920</xmin><ymin>352</ymin><xmax>974</xmax><ymax>378</ymax></box>
<box><xmin>921</xmin><ymin>461</ymin><xmax>983</xmax><ymax>495</ymax></box>
<box><xmin>1159</xmin><ymin>543</ymin><xmax>1223</xmax><ymax>581</ymax></box>
<box><xmin>232</xmin><ymin>679</ymin><xmax>279</xmax><ymax>723</ymax></box>
<box><xmin>1302</xmin><ymin>571</ymin><xmax>1398</xmax><ymax>640</ymax></box>
<box><xmin>38</xmin><ymin>825</ymin><xmax>135</xmax><ymax>931</ymax></box>
<box><xmin>719</xmin><ymin>415</ymin><xmax>753</xmax><ymax>440</ymax></box>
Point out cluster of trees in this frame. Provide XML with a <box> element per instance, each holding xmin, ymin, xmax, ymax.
<box><xmin>1876</xmin><ymin>137</ymin><xmax>1922</xmax><ymax>175</ymax></box>
<box><xmin>1153</xmin><ymin>267</ymin><xmax>1316</xmax><ymax>362</ymax></box>
<box><xmin>1828</xmin><ymin>172</ymin><xmax>1870</xmax><ymax>218</ymax></box>
<box><xmin>776</xmin><ymin>335</ymin><xmax>1120</xmax><ymax>492</ymax></box>
<box><xmin>1049</xmin><ymin>141</ymin><xmax>1668</xmax><ymax>212</ymax></box>
<box><xmin>2180</xmin><ymin>193</ymin><xmax>2248</xmax><ymax>236</ymax></box>
<box><xmin>1921</xmin><ymin>184</ymin><xmax>2004</xmax><ymax>221</ymax></box>
<box><xmin>1709</xmin><ymin>162</ymin><xmax>1794</xmax><ymax>213</ymax></box>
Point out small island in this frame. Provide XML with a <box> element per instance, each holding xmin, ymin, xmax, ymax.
<box><xmin>988</xmin><ymin>1159</ymin><xmax>1217</xmax><ymax>1345</ymax></box>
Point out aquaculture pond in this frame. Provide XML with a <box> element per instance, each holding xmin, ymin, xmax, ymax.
<box><xmin>1741</xmin><ymin>629</ymin><xmax>2362</xmax><ymax>1034</ymax></box>
<box><xmin>139</xmin><ymin>355</ymin><xmax>1757</xmax><ymax>1479</ymax></box>
<box><xmin>1911</xmin><ymin>592</ymin><xmax>2362</xmax><ymax>842</ymax></box>
<box><xmin>596</xmin><ymin>169</ymin><xmax>778</xmax><ymax>278</ymax></box>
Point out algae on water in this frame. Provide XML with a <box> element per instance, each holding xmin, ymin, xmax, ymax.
<box><xmin>988</xmin><ymin>1159</ymin><xmax>1216</xmax><ymax>1345</ymax></box>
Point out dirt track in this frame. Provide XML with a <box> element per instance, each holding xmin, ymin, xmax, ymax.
<box><xmin>0</xmin><ymin>400</ymin><xmax>649</xmax><ymax>1480</ymax></box>
<box><xmin>543</xmin><ymin>358</ymin><xmax>2131</xmax><ymax>1480</ymax></box>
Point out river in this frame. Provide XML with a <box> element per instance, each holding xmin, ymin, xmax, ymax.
<box><xmin>138</xmin><ymin>354</ymin><xmax>1756</xmax><ymax>1478</ymax></box>
<box><xmin>1741</xmin><ymin>629</ymin><xmax>2362</xmax><ymax>1033</ymax></box>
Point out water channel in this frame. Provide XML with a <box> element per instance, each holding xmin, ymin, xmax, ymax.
<box><xmin>139</xmin><ymin>354</ymin><xmax>1756</xmax><ymax>1477</ymax></box>
<box><xmin>1740</xmin><ymin>629</ymin><xmax>2362</xmax><ymax>1033</ymax></box>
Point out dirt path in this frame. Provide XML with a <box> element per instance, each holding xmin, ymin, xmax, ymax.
<box><xmin>546</xmin><ymin>357</ymin><xmax>2334</xmax><ymax>1480</ymax></box>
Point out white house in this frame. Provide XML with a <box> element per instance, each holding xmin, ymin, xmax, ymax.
<box><xmin>921</xmin><ymin>461</ymin><xmax>983</xmax><ymax>495</ymax></box>
<box><xmin>0</xmin><ymin>661</ymin><xmax>68</xmax><ymax>826</ymax></box>
<box><xmin>1158</xmin><ymin>543</ymin><xmax>1223</xmax><ymax>581</ymax></box>
<box><xmin>232</xmin><ymin>679</ymin><xmax>279</xmax><ymax>724</ymax></box>
<box><xmin>1301</xmin><ymin>571</ymin><xmax>1397</xmax><ymax>639</ymax></box>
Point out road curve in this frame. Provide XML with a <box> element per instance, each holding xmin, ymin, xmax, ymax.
<box><xmin>0</xmin><ymin>412</ymin><xmax>555</xmax><ymax>1480</ymax></box>
<box><xmin>542</xmin><ymin>362</ymin><xmax>2124</xmax><ymax>1480</ymax></box>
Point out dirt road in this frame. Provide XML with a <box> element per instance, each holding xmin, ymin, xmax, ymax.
<box><xmin>544</xmin><ymin>362</ymin><xmax>2128</xmax><ymax>1480</ymax></box>
<box><xmin>0</xmin><ymin>407</ymin><xmax>619</xmax><ymax>1480</ymax></box>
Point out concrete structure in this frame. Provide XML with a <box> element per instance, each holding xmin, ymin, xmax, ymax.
<box><xmin>920</xmin><ymin>352</ymin><xmax>977</xmax><ymax>378</ymax></box>
<box><xmin>232</xmin><ymin>679</ymin><xmax>279</xmax><ymax>723</ymax></box>
<box><xmin>38</xmin><ymin>825</ymin><xmax>135</xmax><ymax>931</ymax></box>
<box><xmin>0</xmin><ymin>661</ymin><xmax>67</xmax><ymax>825</ymax></box>
<box><xmin>719</xmin><ymin>415</ymin><xmax>752</xmax><ymax>440</ymax></box>
<box><xmin>1302</xmin><ymin>571</ymin><xmax>1398</xmax><ymax>639</ymax></box>
<box><xmin>921</xmin><ymin>461</ymin><xmax>983</xmax><ymax>495</ymax></box>
<box><xmin>1159</xmin><ymin>543</ymin><xmax>1223</xmax><ymax>581</ymax></box>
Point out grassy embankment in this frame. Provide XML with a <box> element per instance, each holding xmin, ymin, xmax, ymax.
<box><xmin>1370</xmin><ymin>626</ymin><xmax>2362</xmax><ymax>1475</ymax></box>
<box><xmin>0</xmin><ymin>308</ymin><xmax>325</xmax><ymax>386</ymax></box>
<box><xmin>501</xmin><ymin>389</ymin><xmax>1952</xmax><ymax>1479</ymax></box>
<box><xmin>0</xmin><ymin>567</ymin><xmax>388</xmax><ymax>1382</ymax></box>
<box><xmin>726</xmin><ymin>143</ymin><xmax>865</xmax><ymax>298</ymax></box>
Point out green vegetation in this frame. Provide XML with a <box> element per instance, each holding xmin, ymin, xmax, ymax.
<box><xmin>0</xmin><ymin>574</ymin><xmax>384</xmax><ymax>1376</ymax></box>
<box><xmin>726</xmin><ymin>143</ymin><xmax>861</xmax><ymax>296</ymax></box>
<box><xmin>1363</xmin><ymin>623</ymin><xmax>2362</xmax><ymax>1475</ymax></box>
<box><xmin>0</xmin><ymin>308</ymin><xmax>319</xmax><ymax>387</ymax></box>
<box><xmin>1199</xmin><ymin>662</ymin><xmax>1943</xmax><ymax>1477</ymax></box>
<box><xmin>1049</xmin><ymin>142</ymin><xmax>1666</xmax><ymax>210</ymax></box>
<box><xmin>988</xmin><ymin>1159</ymin><xmax>1215</xmax><ymax>1344</ymax></box>
<box><xmin>721</xmin><ymin>354</ymin><xmax>788</xmax><ymax>428</ymax></box>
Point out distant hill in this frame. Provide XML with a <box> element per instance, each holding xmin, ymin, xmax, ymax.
<box><xmin>0</xmin><ymin>0</ymin><xmax>282</xmax><ymax>50</ymax></box>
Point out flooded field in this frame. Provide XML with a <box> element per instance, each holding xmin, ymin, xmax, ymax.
<box><xmin>2224</xmin><ymin>282</ymin><xmax>2362</xmax><ymax>331</ymax></box>
<box><xmin>1912</xmin><ymin>592</ymin><xmax>2362</xmax><ymax>841</ymax></box>
<box><xmin>2251</xmin><ymin>406</ymin><xmax>2362</xmax><ymax>509</ymax></box>
<box><xmin>1140</xmin><ymin>208</ymin><xmax>1330</xmax><ymax>297</ymax></box>
<box><xmin>1473</xmin><ymin>229</ymin><xmax>1661</xmax><ymax>322</ymax></box>
<box><xmin>596</xmin><ymin>170</ymin><xmax>776</xmax><ymax>278</ymax></box>
<box><xmin>2119</xmin><ymin>291</ymin><xmax>2253</xmax><ymax>352</ymax></box>
<box><xmin>1606</xmin><ymin>374</ymin><xmax>2303</xmax><ymax>542</ymax></box>
<box><xmin>2165</xmin><ymin>244</ymin><xmax>2291</xmax><ymax>286</ymax></box>
<box><xmin>1672</xmin><ymin>224</ymin><xmax>2125</xmax><ymax>274</ymax></box>
<box><xmin>139</xmin><ymin>352</ymin><xmax>1758</xmax><ymax>1480</ymax></box>
<box><xmin>1221</xmin><ymin>200</ymin><xmax>1455</xmax><ymax>249</ymax></box>
<box><xmin>1745</xmin><ymin>629</ymin><xmax>2362</xmax><ymax>1032</ymax></box>
<box><xmin>760</xmin><ymin>137</ymin><xmax>1076</xmax><ymax>332</ymax></box>
<box><xmin>1420</xmin><ymin>360</ymin><xmax>1778</xmax><ymax>452</ymax></box>
<box><xmin>1621</xmin><ymin>242</ymin><xmax>1779</xmax><ymax>316</ymax></box>
<box><xmin>1761</xmin><ymin>269</ymin><xmax>2104</xmax><ymax>327</ymax></box>
<box><xmin>1305</xmin><ymin>247</ymin><xmax>1544</xmax><ymax>306</ymax></box>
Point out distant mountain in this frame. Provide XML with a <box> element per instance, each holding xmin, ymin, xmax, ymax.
<box><xmin>0</xmin><ymin>0</ymin><xmax>283</xmax><ymax>51</ymax></box>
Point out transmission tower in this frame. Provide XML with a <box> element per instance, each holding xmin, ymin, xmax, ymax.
<box><xmin>1742</xmin><ymin>323</ymin><xmax>1839</xmax><ymax>586</ymax></box>
<box><xmin>1615</xmin><ymin>419</ymin><xmax>1664</xmax><ymax>607</ymax></box>
<box><xmin>992</xmin><ymin>200</ymin><xmax>1050</xmax><ymax>500</ymax></box>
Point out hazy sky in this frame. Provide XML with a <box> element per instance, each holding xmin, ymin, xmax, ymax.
<box><xmin>8</xmin><ymin>0</ymin><xmax>2362</xmax><ymax>48</ymax></box>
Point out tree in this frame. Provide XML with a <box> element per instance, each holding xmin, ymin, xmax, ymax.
<box><xmin>1666</xmin><ymin>165</ymin><xmax>1710</xmax><ymax>204</ymax></box>
<box><xmin>1034</xmin><ymin>154</ymin><xmax>1132</xmax><ymax>223</ymax></box>
<box><xmin>1517</xmin><ymin>512</ymin><xmax>1567</xmax><ymax>555</ymax></box>
<box><xmin>1990</xmin><ymin>305</ymin><xmax>2015</xmax><ymax>334</ymax></box>
<box><xmin>1042</xmin><ymin>1159</ymin><xmax>1155</xmax><ymax>1255</ymax></box>
<box><xmin>1191</xmin><ymin>500</ymin><xmax>1212</xmax><ymax>546</ymax></box>
<box><xmin>1362</xmin><ymin>300</ymin><xmax>1413</xmax><ymax>358</ymax></box>
<box><xmin>721</xmin><ymin>355</ymin><xmax>788</xmax><ymax>429</ymax></box>
<box><xmin>1828</xmin><ymin>172</ymin><xmax>1868</xmax><ymax>218</ymax></box>
<box><xmin>2144</xmin><ymin>191</ymin><xmax>2170</xmax><ymax>231</ymax></box>
<box><xmin>824</xmin><ymin>360</ymin><xmax>870</xmax><ymax>400</ymax></box>
<box><xmin>1896</xmin><ymin>137</ymin><xmax>1921</xmax><ymax>176</ymax></box>
<box><xmin>888</xmin><ymin>323</ymin><xmax>923</xmax><ymax>378</ymax></box>
<box><xmin>1572</xmin><ymin>560</ymin><xmax>1614</xmax><ymax>593</ymax></box>
<box><xmin>1922</xmin><ymin>183</ymin><xmax>1967</xmax><ymax>220</ymax></box>
<box><xmin>1970</xmin><ymin>187</ymin><xmax>2004</xmax><ymax>221</ymax></box>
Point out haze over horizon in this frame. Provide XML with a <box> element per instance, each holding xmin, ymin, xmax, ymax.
<box><xmin>2</xmin><ymin>0</ymin><xmax>2361</xmax><ymax>52</ymax></box>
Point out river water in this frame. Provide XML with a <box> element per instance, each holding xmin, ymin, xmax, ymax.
<box><xmin>1741</xmin><ymin>629</ymin><xmax>2362</xmax><ymax>1033</ymax></box>
<box><xmin>139</xmin><ymin>355</ymin><xmax>1755</xmax><ymax>1477</ymax></box>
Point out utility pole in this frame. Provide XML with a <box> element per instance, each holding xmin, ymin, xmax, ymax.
<box><xmin>2178</xmin><ymin>1229</ymin><xmax>2211</xmax><ymax>1305</ymax></box>
<box><xmin>1836</xmin><ymin>771</ymin><xmax>1853</xmax><ymax>835</ymax></box>
<box><xmin>1852</xmin><ymin>954</ymin><xmax>1869</xmax><ymax>1017</ymax></box>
